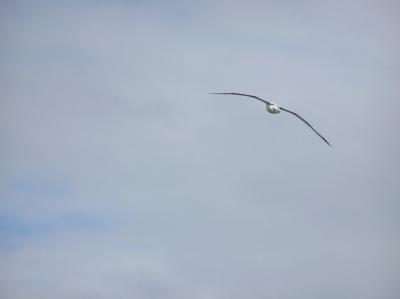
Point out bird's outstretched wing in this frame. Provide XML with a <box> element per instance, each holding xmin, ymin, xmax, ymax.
<box><xmin>280</xmin><ymin>107</ymin><xmax>331</xmax><ymax>146</ymax></box>
<box><xmin>209</xmin><ymin>92</ymin><xmax>271</xmax><ymax>105</ymax></box>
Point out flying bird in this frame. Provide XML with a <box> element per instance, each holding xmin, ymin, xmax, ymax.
<box><xmin>210</xmin><ymin>92</ymin><xmax>331</xmax><ymax>146</ymax></box>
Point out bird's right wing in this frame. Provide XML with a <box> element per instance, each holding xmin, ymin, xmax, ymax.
<box><xmin>209</xmin><ymin>92</ymin><xmax>271</xmax><ymax>105</ymax></box>
<box><xmin>280</xmin><ymin>107</ymin><xmax>331</xmax><ymax>146</ymax></box>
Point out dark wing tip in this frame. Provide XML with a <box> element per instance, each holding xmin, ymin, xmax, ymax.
<box><xmin>314</xmin><ymin>129</ymin><xmax>331</xmax><ymax>146</ymax></box>
<box><xmin>208</xmin><ymin>92</ymin><xmax>271</xmax><ymax>105</ymax></box>
<box><xmin>209</xmin><ymin>92</ymin><xmax>234</xmax><ymax>94</ymax></box>
<box><xmin>323</xmin><ymin>138</ymin><xmax>332</xmax><ymax>147</ymax></box>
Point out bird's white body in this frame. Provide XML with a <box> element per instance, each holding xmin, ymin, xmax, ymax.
<box><xmin>266</xmin><ymin>103</ymin><xmax>280</xmax><ymax>114</ymax></box>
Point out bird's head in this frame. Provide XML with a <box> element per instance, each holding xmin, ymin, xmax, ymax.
<box><xmin>266</xmin><ymin>103</ymin><xmax>281</xmax><ymax>114</ymax></box>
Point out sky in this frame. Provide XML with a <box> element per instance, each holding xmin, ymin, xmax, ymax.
<box><xmin>1</xmin><ymin>0</ymin><xmax>399</xmax><ymax>298</ymax></box>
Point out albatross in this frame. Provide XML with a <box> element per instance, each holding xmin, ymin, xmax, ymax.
<box><xmin>210</xmin><ymin>92</ymin><xmax>331</xmax><ymax>146</ymax></box>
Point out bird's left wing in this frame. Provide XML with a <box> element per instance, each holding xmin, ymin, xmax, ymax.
<box><xmin>209</xmin><ymin>92</ymin><xmax>272</xmax><ymax>105</ymax></box>
<box><xmin>280</xmin><ymin>107</ymin><xmax>331</xmax><ymax>146</ymax></box>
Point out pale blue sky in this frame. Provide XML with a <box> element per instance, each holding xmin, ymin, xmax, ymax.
<box><xmin>1</xmin><ymin>1</ymin><xmax>399</xmax><ymax>298</ymax></box>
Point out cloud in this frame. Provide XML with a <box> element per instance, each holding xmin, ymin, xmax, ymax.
<box><xmin>1</xmin><ymin>1</ymin><xmax>399</xmax><ymax>298</ymax></box>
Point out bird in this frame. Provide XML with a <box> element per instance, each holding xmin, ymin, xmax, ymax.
<box><xmin>209</xmin><ymin>92</ymin><xmax>331</xmax><ymax>146</ymax></box>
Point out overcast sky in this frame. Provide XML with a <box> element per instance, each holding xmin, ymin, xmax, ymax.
<box><xmin>1</xmin><ymin>1</ymin><xmax>399</xmax><ymax>298</ymax></box>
